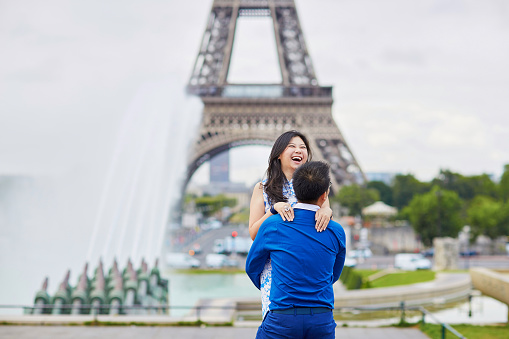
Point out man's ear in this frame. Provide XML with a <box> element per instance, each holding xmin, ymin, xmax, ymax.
<box><xmin>318</xmin><ymin>190</ymin><xmax>328</xmax><ymax>207</ymax></box>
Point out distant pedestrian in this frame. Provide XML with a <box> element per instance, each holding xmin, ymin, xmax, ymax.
<box><xmin>248</xmin><ymin>130</ymin><xmax>333</xmax><ymax>318</ymax></box>
<box><xmin>246</xmin><ymin>161</ymin><xmax>346</xmax><ymax>339</ymax></box>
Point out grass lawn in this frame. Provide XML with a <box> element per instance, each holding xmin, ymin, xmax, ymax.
<box><xmin>369</xmin><ymin>270</ymin><xmax>436</xmax><ymax>288</ymax></box>
<box><xmin>355</xmin><ymin>269</ymin><xmax>380</xmax><ymax>279</ymax></box>
<box><xmin>420</xmin><ymin>323</ymin><xmax>509</xmax><ymax>339</ymax></box>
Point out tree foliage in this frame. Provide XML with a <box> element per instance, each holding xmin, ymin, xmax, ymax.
<box><xmin>333</xmin><ymin>184</ymin><xmax>379</xmax><ymax>216</ymax></box>
<box><xmin>432</xmin><ymin>169</ymin><xmax>498</xmax><ymax>201</ymax></box>
<box><xmin>467</xmin><ymin>196</ymin><xmax>506</xmax><ymax>240</ymax></box>
<box><xmin>499</xmin><ymin>164</ymin><xmax>509</xmax><ymax>203</ymax></box>
<box><xmin>392</xmin><ymin>174</ymin><xmax>430</xmax><ymax>210</ymax></box>
<box><xmin>402</xmin><ymin>186</ymin><xmax>463</xmax><ymax>246</ymax></box>
<box><xmin>194</xmin><ymin>194</ymin><xmax>237</xmax><ymax>218</ymax></box>
<box><xmin>228</xmin><ymin>207</ymin><xmax>250</xmax><ymax>224</ymax></box>
<box><xmin>357</xmin><ymin>166</ymin><xmax>508</xmax><ymax>245</ymax></box>
<box><xmin>367</xmin><ymin>181</ymin><xmax>393</xmax><ymax>205</ymax></box>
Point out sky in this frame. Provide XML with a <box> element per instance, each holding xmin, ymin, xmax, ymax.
<box><xmin>0</xmin><ymin>0</ymin><xmax>508</xmax><ymax>304</ymax></box>
<box><xmin>191</xmin><ymin>0</ymin><xmax>509</xmax><ymax>185</ymax></box>
<box><xmin>1</xmin><ymin>0</ymin><xmax>508</xmax><ymax>185</ymax></box>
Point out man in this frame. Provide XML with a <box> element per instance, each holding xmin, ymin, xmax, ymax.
<box><xmin>246</xmin><ymin>161</ymin><xmax>346</xmax><ymax>339</ymax></box>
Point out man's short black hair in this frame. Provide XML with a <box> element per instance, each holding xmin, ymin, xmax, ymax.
<box><xmin>293</xmin><ymin>161</ymin><xmax>331</xmax><ymax>204</ymax></box>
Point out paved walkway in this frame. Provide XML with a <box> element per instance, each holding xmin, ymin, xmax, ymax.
<box><xmin>0</xmin><ymin>272</ymin><xmax>470</xmax><ymax>338</ymax></box>
<box><xmin>0</xmin><ymin>326</ymin><xmax>430</xmax><ymax>339</ymax></box>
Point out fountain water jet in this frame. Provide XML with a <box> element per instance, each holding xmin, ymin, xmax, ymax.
<box><xmin>113</xmin><ymin>110</ymin><xmax>160</xmax><ymax>265</ymax></box>
<box><xmin>83</xmin><ymin>80</ymin><xmax>200</xmax><ymax>268</ymax></box>
<box><xmin>130</xmin><ymin>113</ymin><xmax>170</xmax><ymax>260</ymax></box>
<box><xmin>85</xmin><ymin>85</ymin><xmax>144</xmax><ymax>263</ymax></box>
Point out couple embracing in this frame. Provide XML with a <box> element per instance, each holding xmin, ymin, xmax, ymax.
<box><xmin>246</xmin><ymin>131</ymin><xmax>347</xmax><ymax>339</ymax></box>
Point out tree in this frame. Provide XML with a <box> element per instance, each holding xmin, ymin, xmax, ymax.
<box><xmin>184</xmin><ymin>193</ymin><xmax>198</xmax><ymax>204</ymax></box>
<box><xmin>402</xmin><ymin>186</ymin><xmax>464</xmax><ymax>246</ymax></box>
<box><xmin>467</xmin><ymin>174</ymin><xmax>498</xmax><ymax>199</ymax></box>
<box><xmin>467</xmin><ymin>196</ymin><xmax>505</xmax><ymax>240</ymax></box>
<box><xmin>392</xmin><ymin>174</ymin><xmax>430</xmax><ymax>210</ymax></box>
<box><xmin>367</xmin><ymin>181</ymin><xmax>393</xmax><ymax>206</ymax></box>
<box><xmin>433</xmin><ymin>169</ymin><xmax>498</xmax><ymax>201</ymax></box>
<box><xmin>500</xmin><ymin>201</ymin><xmax>509</xmax><ymax>236</ymax></box>
<box><xmin>499</xmin><ymin>164</ymin><xmax>509</xmax><ymax>203</ymax></box>
<box><xmin>333</xmin><ymin>184</ymin><xmax>379</xmax><ymax>216</ymax></box>
<box><xmin>194</xmin><ymin>194</ymin><xmax>237</xmax><ymax>218</ymax></box>
<box><xmin>228</xmin><ymin>207</ymin><xmax>250</xmax><ymax>224</ymax></box>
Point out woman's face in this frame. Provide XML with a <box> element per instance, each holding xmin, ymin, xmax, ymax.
<box><xmin>278</xmin><ymin>136</ymin><xmax>309</xmax><ymax>173</ymax></box>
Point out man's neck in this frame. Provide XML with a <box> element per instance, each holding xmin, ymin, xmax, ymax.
<box><xmin>294</xmin><ymin>202</ymin><xmax>320</xmax><ymax>211</ymax></box>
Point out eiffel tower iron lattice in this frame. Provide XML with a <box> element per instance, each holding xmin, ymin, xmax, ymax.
<box><xmin>186</xmin><ymin>0</ymin><xmax>366</xmax><ymax>192</ymax></box>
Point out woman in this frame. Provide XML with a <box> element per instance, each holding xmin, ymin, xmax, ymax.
<box><xmin>248</xmin><ymin>130</ymin><xmax>333</xmax><ymax>318</ymax></box>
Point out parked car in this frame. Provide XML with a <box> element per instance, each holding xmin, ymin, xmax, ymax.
<box><xmin>394</xmin><ymin>253</ymin><xmax>431</xmax><ymax>271</ymax></box>
<box><xmin>201</xmin><ymin>219</ymin><xmax>222</xmax><ymax>230</ymax></box>
<box><xmin>213</xmin><ymin>239</ymin><xmax>226</xmax><ymax>254</ymax></box>
<box><xmin>347</xmin><ymin>248</ymin><xmax>372</xmax><ymax>259</ymax></box>
<box><xmin>190</xmin><ymin>243</ymin><xmax>202</xmax><ymax>255</ymax></box>
<box><xmin>233</xmin><ymin>237</ymin><xmax>253</xmax><ymax>255</ymax></box>
<box><xmin>166</xmin><ymin>253</ymin><xmax>200</xmax><ymax>269</ymax></box>
<box><xmin>205</xmin><ymin>254</ymin><xmax>238</xmax><ymax>268</ymax></box>
<box><xmin>460</xmin><ymin>250</ymin><xmax>479</xmax><ymax>257</ymax></box>
<box><xmin>344</xmin><ymin>256</ymin><xmax>357</xmax><ymax>267</ymax></box>
<box><xmin>421</xmin><ymin>248</ymin><xmax>434</xmax><ymax>257</ymax></box>
<box><xmin>213</xmin><ymin>236</ymin><xmax>252</xmax><ymax>255</ymax></box>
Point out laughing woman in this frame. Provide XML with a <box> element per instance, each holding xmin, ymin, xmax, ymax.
<box><xmin>248</xmin><ymin>130</ymin><xmax>333</xmax><ymax>318</ymax></box>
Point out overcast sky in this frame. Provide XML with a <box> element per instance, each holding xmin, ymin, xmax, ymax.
<box><xmin>1</xmin><ymin>0</ymin><xmax>509</xmax><ymax>305</ymax></box>
<box><xmin>1</xmin><ymin>0</ymin><xmax>508</xmax><ymax>183</ymax></box>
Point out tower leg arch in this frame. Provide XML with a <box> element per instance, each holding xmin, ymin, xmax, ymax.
<box><xmin>184</xmin><ymin>136</ymin><xmax>275</xmax><ymax>195</ymax></box>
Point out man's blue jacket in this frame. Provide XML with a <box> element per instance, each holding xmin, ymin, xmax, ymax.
<box><xmin>245</xmin><ymin>205</ymin><xmax>346</xmax><ymax>310</ymax></box>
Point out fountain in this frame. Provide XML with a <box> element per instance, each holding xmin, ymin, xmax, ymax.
<box><xmin>71</xmin><ymin>263</ymin><xmax>89</xmax><ymax>315</ymax></box>
<box><xmin>0</xmin><ymin>74</ymin><xmax>203</xmax><ymax>314</ymax></box>
<box><xmin>32</xmin><ymin>278</ymin><xmax>49</xmax><ymax>315</ymax></box>
<box><xmin>90</xmin><ymin>260</ymin><xmax>106</xmax><ymax>315</ymax></box>
<box><xmin>30</xmin><ymin>258</ymin><xmax>169</xmax><ymax>316</ymax></box>
<box><xmin>81</xmin><ymin>82</ymin><xmax>201</xmax><ymax>268</ymax></box>
<box><xmin>51</xmin><ymin>271</ymin><xmax>71</xmax><ymax>315</ymax></box>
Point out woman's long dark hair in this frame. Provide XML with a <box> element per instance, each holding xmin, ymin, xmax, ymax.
<box><xmin>263</xmin><ymin>130</ymin><xmax>312</xmax><ymax>205</ymax></box>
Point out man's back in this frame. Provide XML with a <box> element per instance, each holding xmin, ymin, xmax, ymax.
<box><xmin>246</xmin><ymin>206</ymin><xmax>346</xmax><ymax>311</ymax></box>
<box><xmin>245</xmin><ymin>161</ymin><xmax>346</xmax><ymax>339</ymax></box>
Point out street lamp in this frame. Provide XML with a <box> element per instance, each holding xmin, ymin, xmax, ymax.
<box><xmin>436</xmin><ymin>189</ymin><xmax>442</xmax><ymax>238</ymax></box>
<box><xmin>463</xmin><ymin>225</ymin><xmax>471</xmax><ymax>269</ymax></box>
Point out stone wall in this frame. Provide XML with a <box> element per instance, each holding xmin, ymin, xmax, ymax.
<box><xmin>368</xmin><ymin>226</ymin><xmax>423</xmax><ymax>254</ymax></box>
<box><xmin>433</xmin><ymin>237</ymin><xmax>459</xmax><ymax>270</ymax></box>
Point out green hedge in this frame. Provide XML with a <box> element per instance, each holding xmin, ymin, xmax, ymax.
<box><xmin>339</xmin><ymin>266</ymin><xmax>371</xmax><ymax>290</ymax></box>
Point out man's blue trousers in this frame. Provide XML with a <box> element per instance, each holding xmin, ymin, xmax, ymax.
<box><xmin>256</xmin><ymin>310</ymin><xmax>336</xmax><ymax>339</ymax></box>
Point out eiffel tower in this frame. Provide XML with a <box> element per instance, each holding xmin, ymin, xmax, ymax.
<box><xmin>186</xmin><ymin>0</ymin><xmax>366</xmax><ymax>192</ymax></box>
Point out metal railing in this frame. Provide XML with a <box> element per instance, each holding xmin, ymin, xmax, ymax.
<box><xmin>0</xmin><ymin>302</ymin><xmax>466</xmax><ymax>338</ymax></box>
<box><xmin>416</xmin><ymin>305</ymin><xmax>466</xmax><ymax>339</ymax></box>
<box><xmin>331</xmin><ymin>302</ymin><xmax>466</xmax><ymax>339</ymax></box>
<box><xmin>187</xmin><ymin>84</ymin><xmax>333</xmax><ymax>98</ymax></box>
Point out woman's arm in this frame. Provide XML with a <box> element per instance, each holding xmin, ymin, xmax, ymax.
<box><xmin>315</xmin><ymin>195</ymin><xmax>333</xmax><ymax>232</ymax></box>
<box><xmin>249</xmin><ymin>182</ymin><xmax>272</xmax><ymax>240</ymax></box>
<box><xmin>248</xmin><ymin>182</ymin><xmax>294</xmax><ymax>240</ymax></box>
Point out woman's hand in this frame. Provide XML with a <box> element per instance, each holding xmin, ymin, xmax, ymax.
<box><xmin>315</xmin><ymin>206</ymin><xmax>332</xmax><ymax>232</ymax></box>
<box><xmin>273</xmin><ymin>202</ymin><xmax>294</xmax><ymax>222</ymax></box>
